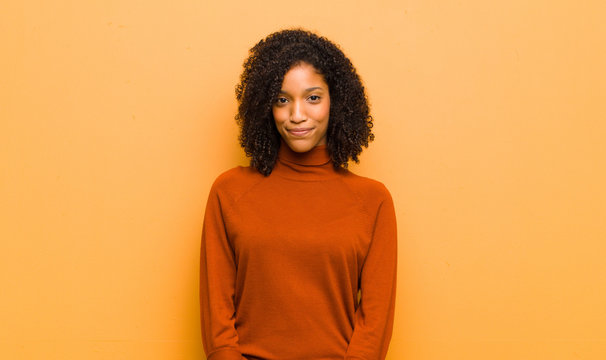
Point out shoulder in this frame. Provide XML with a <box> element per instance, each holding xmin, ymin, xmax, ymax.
<box><xmin>339</xmin><ymin>170</ymin><xmax>393</xmax><ymax>205</ymax></box>
<box><xmin>212</xmin><ymin>165</ymin><xmax>261</xmax><ymax>186</ymax></box>
<box><xmin>209</xmin><ymin>165</ymin><xmax>265</xmax><ymax>202</ymax></box>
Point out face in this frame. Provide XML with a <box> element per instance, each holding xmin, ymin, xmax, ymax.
<box><xmin>272</xmin><ymin>62</ymin><xmax>330</xmax><ymax>153</ymax></box>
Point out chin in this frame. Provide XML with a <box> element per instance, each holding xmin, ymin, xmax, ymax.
<box><xmin>284</xmin><ymin>139</ymin><xmax>317</xmax><ymax>153</ymax></box>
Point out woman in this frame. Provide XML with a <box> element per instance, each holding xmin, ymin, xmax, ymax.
<box><xmin>200</xmin><ymin>29</ymin><xmax>397</xmax><ymax>360</ymax></box>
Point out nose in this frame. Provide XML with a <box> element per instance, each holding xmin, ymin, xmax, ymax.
<box><xmin>290</xmin><ymin>100</ymin><xmax>306</xmax><ymax>123</ymax></box>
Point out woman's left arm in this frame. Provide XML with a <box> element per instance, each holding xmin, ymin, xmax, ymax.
<box><xmin>345</xmin><ymin>189</ymin><xmax>398</xmax><ymax>360</ymax></box>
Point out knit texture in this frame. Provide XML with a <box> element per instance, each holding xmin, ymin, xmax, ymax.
<box><xmin>200</xmin><ymin>143</ymin><xmax>397</xmax><ymax>360</ymax></box>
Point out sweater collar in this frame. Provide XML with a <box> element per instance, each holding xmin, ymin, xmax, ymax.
<box><xmin>273</xmin><ymin>141</ymin><xmax>337</xmax><ymax>180</ymax></box>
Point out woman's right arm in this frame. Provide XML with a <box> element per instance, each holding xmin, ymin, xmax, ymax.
<box><xmin>200</xmin><ymin>181</ymin><xmax>245</xmax><ymax>360</ymax></box>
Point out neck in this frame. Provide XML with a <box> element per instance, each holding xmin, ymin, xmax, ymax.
<box><xmin>272</xmin><ymin>140</ymin><xmax>338</xmax><ymax>181</ymax></box>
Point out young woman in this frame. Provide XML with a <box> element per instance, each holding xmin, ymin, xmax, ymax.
<box><xmin>200</xmin><ymin>29</ymin><xmax>397</xmax><ymax>360</ymax></box>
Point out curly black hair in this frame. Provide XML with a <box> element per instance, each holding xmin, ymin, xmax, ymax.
<box><xmin>235</xmin><ymin>29</ymin><xmax>374</xmax><ymax>176</ymax></box>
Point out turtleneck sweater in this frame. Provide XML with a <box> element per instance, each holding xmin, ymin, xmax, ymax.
<box><xmin>200</xmin><ymin>143</ymin><xmax>397</xmax><ymax>360</ymax></box>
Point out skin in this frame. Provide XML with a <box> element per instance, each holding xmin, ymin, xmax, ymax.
<box><xmin>272</xmin><ymin>62</ymin><xmax>330</xmax><ymax>153</ymax></box>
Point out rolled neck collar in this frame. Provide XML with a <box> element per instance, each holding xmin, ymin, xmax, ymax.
<box><xmin>273</xmin><ymin>141</ymin><xmax>337</xmax><ymax>181</ymax></box>
<box><xmin>278</xmin><ymin>141</ymin><xmax>331</xmax><ymax>166</ymax></box>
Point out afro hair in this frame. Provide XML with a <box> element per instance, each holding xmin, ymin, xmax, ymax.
<box><xmin>235</xmin><ymin>29</ymin><xmax>374</xmax><ymax>176</ymax></box>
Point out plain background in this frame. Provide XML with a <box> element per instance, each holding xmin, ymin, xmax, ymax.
<box><xmin>1</xmin><ymin>0</ymin><xmax>605</xmax><ymax>359</ymax></box>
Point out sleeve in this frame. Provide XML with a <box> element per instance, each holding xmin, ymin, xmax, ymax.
<box><xmin>345</xmin><ymin>191</ymin><xmax>398</xmax><ymax>360</ymax></box>
<box><xmin>199</xmin><ymin>182</ymin><xmax>245</xmax><ymax>360</ymax></box>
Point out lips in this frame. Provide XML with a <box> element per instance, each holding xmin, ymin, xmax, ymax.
<box><xmin>287</xmin><ymin>128</ymin><xmax>313</xmax><ymax>137</ymax></box>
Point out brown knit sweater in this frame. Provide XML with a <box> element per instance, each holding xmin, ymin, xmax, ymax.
<box><xmin>200</xmin><ymin>143</ymin><xmax>397</xmax><ymax>360</ymax></box>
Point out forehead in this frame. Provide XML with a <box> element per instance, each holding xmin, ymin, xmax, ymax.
<box><xmin>281</xmin><ymin>62</ymin><xmax>328</xmax><ymax>90</ymax></box>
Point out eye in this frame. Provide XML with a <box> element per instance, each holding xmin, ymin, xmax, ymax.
<box><xmin>308</xmin><ymin>95</ymin><xmax>321</xmax><ymax>102</ymax></box>
<box><xmin>275</xmin><ymin>97</ymin><xmax>288</xmax><ymax>106</ymax></box>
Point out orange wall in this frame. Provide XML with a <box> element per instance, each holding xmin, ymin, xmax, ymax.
<box><xmin>1</xmin><ymin>1</ymin><xmax>605</xmax><ymax>359</ymax></box>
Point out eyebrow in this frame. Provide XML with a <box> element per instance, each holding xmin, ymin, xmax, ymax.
<box><xmin>278</xmin><ymin>87</ymin><xmax>325</xmax><ymax>94</ymax></box>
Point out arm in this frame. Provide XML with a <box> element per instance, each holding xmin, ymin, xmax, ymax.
<box><xmin>345</xmin><ymin>193</ymin><xmax>398</xmax><ymax>360</ymax></box>
<box><xmin>200</xmin><ymin>182</ymin><xmax>244</xmax><ymax>360</ymax></box>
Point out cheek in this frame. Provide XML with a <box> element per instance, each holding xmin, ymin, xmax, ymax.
<box><xmin>272</xmin><ymin>107</ymin><xmax>286</xmax><ymax>125</ymax></box>
<box><xmin>313</xmin><ymin>103</ymin><xmax>330</xmax><ymax>121</ymax></box>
